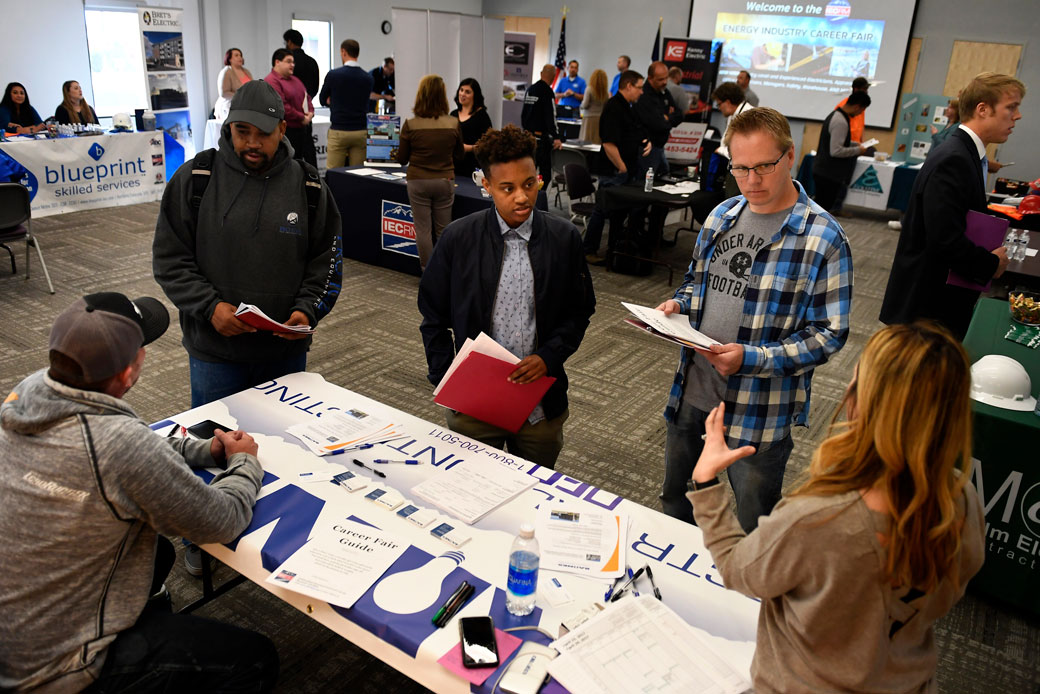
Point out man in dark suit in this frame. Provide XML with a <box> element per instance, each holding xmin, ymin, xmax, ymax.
<box><xmin>880</xmin><ymin>72</ymin><xmax>1022</xmax><ymax>339</ymax></box>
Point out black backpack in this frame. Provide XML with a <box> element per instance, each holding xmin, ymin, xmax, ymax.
<box><xmin>188</xmin><ymin>148</ymin><xmax>322</xmax><ymax>231</ymax></box>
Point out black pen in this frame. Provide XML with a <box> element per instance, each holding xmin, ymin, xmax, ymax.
<box><xmin>437</xmin><ymin>584</ymin><xmax>475</xmax><ymax>627</ymax></box>
<box><xmin>352</xmin><ymin>458</ymin><xmax>386</xmax><ymax>478</ymax></box>
<box><xmin>610</xmin><ymin>566</ymin><xmax>645</xmax><ymax>602</ymax></box>
<box><xmin>431</xmin><ymin>580</ymin><xmax>469</xmax><ymax>625</ymax></box>
<box><xmin>644</xmin><ymin>564</ymin><xmax>662</xmax><ymax>600</ymax></box>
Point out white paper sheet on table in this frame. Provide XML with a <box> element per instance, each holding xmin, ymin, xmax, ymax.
<box><xmin>536</xmin><ymin>504</ymin><xmax>627</xmax><ymax>579</ymax></box>
<box><xmin>653</xmin><ymin>181</ymin><xmax>699</xmax><ymax>195</ymax></box>
<box><xmin>621</xmin><ymin>302</ymin><xmax>721</xmax><ymax>349</ymax></box>
<box><xmin>287</xmin><ymin>408</ymin><xmax>396</xmax><ymax>455</ymax></box>
<box><xmin>264</xmin><ymin>519</ymin><xmax>408</xmax><ymax>608</ymax></box>
<box><xmin>432</xmin><ymin>332</ymin><xmax>519</xmax><ymax>396</ymax></box>
<box><xmin>548</xmin><ymin>596</ymin><xmax>752</xmax><ymax>694</ymax></box>
<box><xmin>411</xmin><ymin>459</ymin><xmax>537</xmax><ymax>524</ymax></box>
<box><xmin>344</xmin><ymin>168</ymin><xmax>384</xmax><ymax>176</ymax></box>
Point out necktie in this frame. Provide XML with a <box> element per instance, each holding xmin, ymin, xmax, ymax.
<box><xmin>981</xmin><ymin>155</ymin><xmax>988</xmax><ymax>189</ymax></box>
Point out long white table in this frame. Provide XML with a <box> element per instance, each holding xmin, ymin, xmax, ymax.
<box><xmin>155</xmin><ymin>372</ymin><xmax>759</xmax><ymax>693</ymax></box>
<box><xmin>0</xmin><ymin>132</ymin><xmax>166</xmax><ymax>218</ymax></box>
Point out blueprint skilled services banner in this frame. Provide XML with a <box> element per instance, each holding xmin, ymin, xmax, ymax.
<box><xmin>843</xmin><ymin>156</ymin><xmax>897</xmax><ymax>210</ymax></box>
<box><xmin>0</xmin><ymin>133</ymin><xmax>165</xmax><ymax>217</ymax></box>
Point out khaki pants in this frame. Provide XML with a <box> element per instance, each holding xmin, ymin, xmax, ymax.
<box><xmin>326</xmin><ymin>128</ymin><xmax>367</xmax><ymax>168</ymax></box>
<box><xmin>446</xmin><ymin>409</ymin><xmax>568</xmax><ymax>470</ymax></box>
<box><xmin>406</xmin><ymin>178</ymin><xmax>454</xmax><ymax>270</ymax></box>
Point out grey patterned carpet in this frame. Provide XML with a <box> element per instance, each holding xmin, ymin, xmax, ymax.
<box><xmin>2</xmin><ymin>197</ymin><xmax>1038</xmax><ymax>693</ymax></box>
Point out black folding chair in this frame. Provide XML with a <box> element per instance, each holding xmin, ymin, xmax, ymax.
<box><xmin>0</xmin><ymin>183</ymin><xmax>54</xmax><ymax>293</ymax></box>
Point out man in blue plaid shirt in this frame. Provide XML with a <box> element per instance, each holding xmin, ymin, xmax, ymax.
<box><xmin>656</xmin><ymin>107</ymin><xmax>853</xmax><ymax>532</ymax></box>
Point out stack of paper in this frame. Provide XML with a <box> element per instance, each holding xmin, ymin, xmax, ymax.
<box><xmin>621</xmin><ymin>302</ymin><xmax>721</xmax><ymax>350</ymax></box>
<box><xmin>536</xmin><ymin>504</ymin><xmax>628</xmax><ymax>579</ymax></box>
<box><xmin>266</xmin><ymin>519</ymin><xmax>407</xmax><ymax>608</ymax></box>
<box><xmin>234</xmin><ymin>303</ymin><xmax>314</xmax><ymax>334</ymax></box>
<box><xmin>433</xmin><ymin>332</ymin><xmax>555</xmax><ymax>433</ymax></box>
<box><xmin>411</xmin><ymin>460</ymin><xmax>537</xmax><ymax>524</ymax></box>
<box><xmin>548</xmin><ymin>596</ymin><xmax>752</xmax><ymax>694</ymax></box>
<box><xmin>288</xmin><ymin>408</ymin><xmax>400</xmax><ymax>456</ymax></box>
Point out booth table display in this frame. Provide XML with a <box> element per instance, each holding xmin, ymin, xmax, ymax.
<box><xmin>796</xmin><ymin>153</ymin><xmax>920</xmax><ymax>212</ymax></box>
<box><xmin>0</xmin><ymin>132</ymin><xmax>167</xmax><ymax>218</ymax></box>
<box><xmin>325</xmin><ymin>167</ymin><xmax>493</xmax><ymax>277</ymax></box>
<box><xmin>962</xmin><ymin>298</ymin><xmax>1040</xmax><ymax>617</ymax></box>
<box><xmin>155</xmin><ymin>372</ymin><xmax>759</xmax><ymax>693</ymax></box>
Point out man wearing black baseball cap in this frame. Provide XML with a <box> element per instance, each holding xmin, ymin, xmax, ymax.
<box><xmin>0</xmin><ymin>292</ymin><xmax>278</xmax><ymax>692</ymax></box>
<box><xmin>153</xmin><ymin>79</ymin><xmax>342</xmax><ymax>409</ymax></box>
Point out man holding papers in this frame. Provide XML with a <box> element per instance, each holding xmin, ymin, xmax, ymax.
<box><xmin>418</xmin><ymin>125</ymin><xmax>595</xmax><ymax>469</ymax></box>
<box><xmin>153</xmin><ymin>79</ymin><xmax>343</xmax><ymax>407</ymax></box>
<box><xmin>880</xmin><ymin>72</ymin><xmax>1021</xmax><ymax>339</ymax></box>
<box><xmin>656</xmin><ymin>108</ymin><xmax>852</xmax><ymax>532</ymax></box>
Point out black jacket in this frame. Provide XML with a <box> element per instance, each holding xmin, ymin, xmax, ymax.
<box><xmin>417</xmin><ymin>208</ymin><xmax>595</xmax><ymax>419</ymax></box>
<box><xmin>521</xmin><ymin>80</ymin><xmax>558</xmax><ymax>140</ymax></box>
<box><xmin>290</xmin><ymin>48</ymin><xmax>319</xmax><ymax>98</ymax></box>
<box><xmin>634</xmin><ymin>83</ymin><xmax>682</xmax><ymax>147</ymax></box>
<box><xmin>813</xmin><ymin>108</ymin><xmax>857</xmax><ymax>183</ymax></box>
<box><xmin>879</xmin><ymin>127</ymin><xmax>998</xmax><ymax>338</ymax></box>
<box><xmin>597</xmin><ymin>93</ymin><xmax>647</xmax><ymax>176</ymax></box>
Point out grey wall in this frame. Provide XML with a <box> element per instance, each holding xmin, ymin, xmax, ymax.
<box><xmin>8</xmin><ymin>0</ymin><xmax>94</xmax><ymax>117</ymax></box>
<box><xmin>907</xmin><ymin>0</ymin><xmax>1037</xmax><ymax>178</ymax></box>
<box><xmin>481</xmin><ymin>0</ymin><xmax>689</xmax><ymax>80</ymax></box>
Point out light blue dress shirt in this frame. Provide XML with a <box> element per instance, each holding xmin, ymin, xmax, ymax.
<box><xmin>491</xmin><ymin>209</ymin><xmax>544</xmax><ymax>424</ymax></box>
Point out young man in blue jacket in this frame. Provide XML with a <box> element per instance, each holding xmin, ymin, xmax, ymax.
<box><xmin>418</xmin><ymin>125</ymin><xmax>595</xmax><ymax>469</ymax></box>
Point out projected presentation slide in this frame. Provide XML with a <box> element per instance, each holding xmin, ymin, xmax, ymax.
<box><xmin>690</xmin><ymin>0</ymin><xmax>918</xmax><ymax>128</ymax></box>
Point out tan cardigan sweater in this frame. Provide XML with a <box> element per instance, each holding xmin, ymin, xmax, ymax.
<box><xmin>397</xmin><ymin>115</ymin><xmax>464</xmax><ymax>180</ymax></box>
<box><xmin>689</xmin><ymin>483</ymin><xmax>984</xmax><ymax>693</ymax></box>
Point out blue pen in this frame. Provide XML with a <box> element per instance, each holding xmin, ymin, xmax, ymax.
<box><xmin>604</xmin><ymin>573</ymin><xmax>625</xmax><ymax>601</ymax></box>
<box><xmin>373</xmin><ymin>459</ymin><xmax>422</xmax><ymax>465</ymax></box>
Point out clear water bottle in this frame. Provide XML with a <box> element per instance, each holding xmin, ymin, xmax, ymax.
<box><xmin>1017</xmin><ymin>230</ymin><xmax>1030</xmax><ymax>261</ymax></box>
<box><xmin>1006</xmin><ymin>229</ymin><xmax>1019</xmax><ymax>256</ymax></box>
<box><xmin>506</xmin><ymin>523</ymin><xmax>539</xmax><ymax>616</ymax></box>
<box><xmin>644</xmin><ymin>167</ymin><xmax>654</xmax><ymax>193</ymax></box>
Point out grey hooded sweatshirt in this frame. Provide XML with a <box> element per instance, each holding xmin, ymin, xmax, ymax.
<box><xmin>152</xmin><ymin>123</ymin><xmax>343</xmax><ymax>364</ymax></box>
<box><xmin>0</xmin><ymin>371</ymin><xmax>264</xmax><ymax>692</ymax></box>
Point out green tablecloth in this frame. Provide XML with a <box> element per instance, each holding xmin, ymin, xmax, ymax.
<box><xmin>962</xmin><ymin>298</ymin><xmax>1040</xmax><ymax>615</ymax></box>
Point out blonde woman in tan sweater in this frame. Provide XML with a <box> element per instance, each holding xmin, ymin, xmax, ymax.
<box><xmin>688</xmin><ymin>321</ymin><xmax>985</xmax><ymax>693</ymax></box>
<box><xmin>398</xmin><ymin>74</ymin><xmax>464</xmax><ymax>271</ymax></box>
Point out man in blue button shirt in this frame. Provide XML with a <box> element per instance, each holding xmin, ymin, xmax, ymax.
<box><xmin>555</xmin><ymin>60</ymin><xmax>586</xmax><ymax>118</ymax></box>
<box><xmin>418</xmin><ymin>126</ymin><xmax>595</xmax><ymax>469</ymax></box>
<box><xmin>610</xmin><ymin>55</ymin><xmax>631</xmax><ymax>96</ymax></box>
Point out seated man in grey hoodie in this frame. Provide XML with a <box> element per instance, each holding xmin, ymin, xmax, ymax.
<box><xmin>0</xmin><ymin>292</ymin><xmax>277</xmax><ymax>693</ymax></box>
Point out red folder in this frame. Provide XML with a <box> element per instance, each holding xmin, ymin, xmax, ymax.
<box><xmin>433</xmin><ymin>352</ymin><xmax>556</xmax><ymax>433</ymax></box>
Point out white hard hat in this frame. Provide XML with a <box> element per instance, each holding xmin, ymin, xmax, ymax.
<box><xmin>970</xmin><ymin>354</ymin><xmax>1037</xmax><ymax>411</ymax></box>
<box><xmin>112</xmin><ymin>113</ymin><xmax>133</xmax><ymax>130</ymax></box>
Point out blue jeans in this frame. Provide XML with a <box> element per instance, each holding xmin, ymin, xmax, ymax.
<box><xmin>189</xmin><ymin>353</ymin><xmax>307</xmax><ymax>408</ymax></box>
<box><xmin>583</xmin><ymin>172</ymin><xmax>629</xmax><ymax>255</ymax></box>
<box><xmin>662</xmin><ymin>403</ymin><xmax>793</xmax><ymax>533</ymax></box>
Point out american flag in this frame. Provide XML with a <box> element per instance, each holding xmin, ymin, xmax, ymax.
<box><xmin>552</xmin><ymin>14</ymin><xmax>567</xmax><ymax>89</ymax></box>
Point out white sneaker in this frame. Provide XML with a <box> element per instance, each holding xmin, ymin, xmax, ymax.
<box><xmin>887</xmin><ymin>221</ymin><xmax>902</xmax><ymax>230</ymax></box>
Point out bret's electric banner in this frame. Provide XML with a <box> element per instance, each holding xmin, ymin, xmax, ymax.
<box><xmin>0</xmin><ymin>133</ymin><xmax>165</xmax><ymax>217</ymax></box>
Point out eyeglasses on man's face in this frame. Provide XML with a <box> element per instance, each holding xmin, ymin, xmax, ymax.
<box><xmin>728</xmin><ymin>151</ymin><xmax>786</xmax><ymax>178</ymax></box>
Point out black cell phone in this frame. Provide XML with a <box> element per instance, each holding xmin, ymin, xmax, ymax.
<box><xmin>459</xmin><ymin>616</ymin><xmax>499</xmax><ymax>668</ymax></box>
<box><xmin>186</xmin><ymin>419</ymin><xmax>230</xmax><ymax>439</ymax></box>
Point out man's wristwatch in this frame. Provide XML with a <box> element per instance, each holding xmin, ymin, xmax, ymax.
<box><xmin>687</xmin><ymin>477</ymin><xmax>720</xmax><ymax>492</ymax></box>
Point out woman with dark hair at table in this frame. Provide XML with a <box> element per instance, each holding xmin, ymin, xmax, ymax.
<box><xmin>450</xmin><ymin>77</ymin><xmax>492</xmax><ymax>176</ymax></box>
<box><xmin>0</xmin><ymin>82</ymin><xmax>44</xmax><ymax>134</ymax></box>
<box><xmin>53</xmin><ymin>80</ymin><xmax>98</xmax><ymax>126</ymax></box>
<box><xmin>214</xmin><ymin>47</ymin><xmax>253</xmax><ymax>121</ymax></box>
<box><xmin>687</xmin><ymin>321</ymin><xmax>984</xmax><ymax>693</ymax></box>
<box><xmin>398</xmin><ymin>74</ymin><xmax>463</xmax><ymax>272</ymax></box>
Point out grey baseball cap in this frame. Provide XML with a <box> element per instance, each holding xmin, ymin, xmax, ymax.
<box><xmin>49</xmin><ymin>292</ymin><xmax>169</xmax><ymax>384</ymax></box>
<box><xmin>226</xmin><ymin>79</ymin><xmax>285</xmax><ymax>133</ymax></box>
